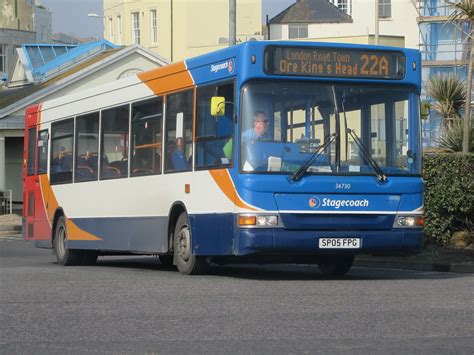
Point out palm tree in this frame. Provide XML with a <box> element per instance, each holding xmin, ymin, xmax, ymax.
<box><xmin>427</xmin><ymin>74</ymin><xmax>466</xmax><ymax>132</ymax></box>
<box><xmin>448</xmin><ymin>0</ymin><xmax>474</xmax><ymax>154</ymax></box>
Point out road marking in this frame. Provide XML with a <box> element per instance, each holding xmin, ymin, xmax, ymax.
<box><xmin>0</xmin><ymin>234</ymin><xmax>22</xmax><ymax>241</ymax></box>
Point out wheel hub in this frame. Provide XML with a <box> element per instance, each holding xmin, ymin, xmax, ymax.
<box><xmin>177</xmin><ymin>226</ymin><xmax>191</xmax><ymax>262</ymax></box>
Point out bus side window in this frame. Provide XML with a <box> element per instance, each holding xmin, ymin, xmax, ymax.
<box><xmin>164</xmin><ymin>90</ymin><xmax>194</xmax><ymax>173</ymax></box>
<box><xmin>131</xmin><ymin>96</ymin><xmax>163</xmax><ymax>176</ymax></box>
<box><xmin>37</xmin><ymin>129</ymin><xmax>49</xmax><ymax>175</ymax></box>
<box><xmin>50</xmin><ymin>119</ymin><xmax>74</xmax><ymax>184</ymax></box>
<box><xmin>75</xmin><ymin>112</ymin><xmax>99</xmax><ymax>182</ymax></box>
<box><xmin>100</xmin><ymin>105</ymin><xmax>129</xmax><ymax>179</ymax></box>
<box><xmin>195</xmin><ymin>82</ymin><xmax>234</xmax><ymax>169</ymax></box>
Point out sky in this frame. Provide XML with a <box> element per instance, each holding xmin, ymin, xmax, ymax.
<box><xmin>40</xmin><ymin>0</ymin><xmax>296</xmax><ymax>39</ymax></box>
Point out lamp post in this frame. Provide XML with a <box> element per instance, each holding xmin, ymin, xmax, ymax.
<box><xmin>229</xmin><ymin>0</ymin><xmax>236</xmax><ymax>46</ymax></box>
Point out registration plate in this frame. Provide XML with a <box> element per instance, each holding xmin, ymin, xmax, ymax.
<box><xmin>319</xmin><ymin>238</ymin><xmax>361</xmax><ymax>249</ymax></box>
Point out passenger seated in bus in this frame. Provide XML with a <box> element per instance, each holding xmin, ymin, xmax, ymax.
<box><xmin>51</xmin><ymin>147</ymin><xmax>73</xmax><ymax>173</ymax></box>
<box><xmin>100</xmin><ymin>154</ymin><xmax>121</xmax><ymax>177</ymax></box>
<box><xmin>76</xmin><ymin>151</ymin><xmax>96</xmax><ymax>179</ymax></box>
<box><xmin>241</xmin><ymin>111</ymin><xmax>272</xmax><ymax>144</ymax></box>
<box><xmin>171</xmin><ymin>137</ymin><xmax>189</xmax><ymax>171</ymax></box>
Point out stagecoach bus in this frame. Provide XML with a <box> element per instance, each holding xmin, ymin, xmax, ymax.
<box><xmin>23</xmin><ymin>41</ymin><xmax>423</xmax><ymax>275</ymax></box>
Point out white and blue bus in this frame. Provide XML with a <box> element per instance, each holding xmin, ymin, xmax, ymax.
<box><xmin>24</xmin><ymin>41</ymin><xmax>423</xmax><ymax>275</ymax></box>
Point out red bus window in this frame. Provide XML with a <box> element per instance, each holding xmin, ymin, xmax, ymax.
<box><xmin>27</xmin><ymin>127</ymin><xmax>36</xmax><ymax>176</ymax></box>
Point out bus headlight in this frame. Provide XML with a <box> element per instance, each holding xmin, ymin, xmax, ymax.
<box><xmin>238</xmin><ymin>214</ymin><xmax>279</xmax><ymax>227</ymax></box>
<box><xmin>394</xmin><ymin>215</ymin><xmax>424</xmax><ymax>228</ymax></box>
<box><xmin>256</xmin><ymin>215</ymin><xmax>278</xmax><ymax>226</ymax></box>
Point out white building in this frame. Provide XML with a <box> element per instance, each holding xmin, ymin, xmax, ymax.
<box><xmin>269</xmin><ymin>0</ymin><xmax>419</xmax><ymax>49</ymax></box>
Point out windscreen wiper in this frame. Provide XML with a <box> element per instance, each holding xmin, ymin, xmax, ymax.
<box><xmin>346</xmin><ymin>128</ymin><xmax>387</xmax><ymax>184</ymax></box>
<box><xmin>290</xmin><ymin>132</ymin><xmax>337</xmax><ymax>182</ymax></box>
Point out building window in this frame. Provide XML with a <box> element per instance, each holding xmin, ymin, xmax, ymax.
<box><xmin>108</xmin><ymin>17</ymin><xmax>113</xmax><ymax>41</ymax></box>
<box><xmin>330</xmin><ymin>0</ymin><xmax>351</xmax><ymax>15</ymax></box>
<box><xmin>117</xmin><ymin>15</ymin><xmax>122</xmax><ymax>45</ymax></box>
<box><xmin>131</xmin><ymin>12</ymin><xmax>140</xmax><ymax>44</ymax></box>
<box><xmin>379</xmin><ymin>0</ymin><xmax>391</xmax><ymax>19</ymax></box>
<box><xmin>289</xmin><ymin>24</ymin><xmax>308</xmax><ymax>39</ymax></box>
<box><xmin>0</xmin><ymin>44</ymin><xmax>6</xmax><ymax>73</ymax></box>
<box><xmin>150</xmin><ymin>9</ymin><xmax>157</xmax><ymax>44</ymax></box>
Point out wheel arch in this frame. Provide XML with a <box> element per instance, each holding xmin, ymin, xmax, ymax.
<box><xmin>167</xmin><ymin>201</ymin><xmax>188</xmax><ymax>252</ymax></box>
<box><xmin>51</xmin><ymin>208</ymin><xmax>65</xmax><ymax>247</ymax></box>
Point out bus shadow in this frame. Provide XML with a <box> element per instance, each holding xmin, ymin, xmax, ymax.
<box><xmin>94</xmin><ymin>256</ymin><xmax>469</xmax><ymax>281</ymax></box>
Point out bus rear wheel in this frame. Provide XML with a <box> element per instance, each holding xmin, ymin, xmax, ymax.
<box><xmin>54</xmin><ymin>216</ymin><xmax>82</xmax><ymax>266</ymax></box>
<box><xmin>173</xmin><ymin>212</ymin><xmax>208</xmax><ymax>275</ymax></box>
<box><xmin>317</xmin><ymin>254</ymin><xmax>354</xmax><ymax>277</ymax></box>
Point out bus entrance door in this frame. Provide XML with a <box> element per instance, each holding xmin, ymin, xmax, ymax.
<box><xmin>24</xmin><ymin>106</ymin><xmax>50</xmax><ymax>242</ymax></box>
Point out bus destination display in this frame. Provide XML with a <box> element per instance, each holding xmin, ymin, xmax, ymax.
<box><xmin>264</xmin><ymin>46</ymin><xmax>406</xmax><ymax>79</ymax></box>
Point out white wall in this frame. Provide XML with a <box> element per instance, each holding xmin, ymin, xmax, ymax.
<box><xmin>271</xmin><ymin>0</ymin><xmax>419</xmax><ymax>49</ymax></box>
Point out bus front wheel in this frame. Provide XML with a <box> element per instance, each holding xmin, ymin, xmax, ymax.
<box><xmin>54</xmin><ymin>216</ymin><xmax>82</xmax><ymax>266</ymax></box>
<box><xmin>317</xmin><ymin>254</ymin><xmax>354</xmax><ymax>277</ymax></box>
<box><xmin>173</xmin><ymin>212</ymin><xmax>208</xmax><ymax>275</ymax></box>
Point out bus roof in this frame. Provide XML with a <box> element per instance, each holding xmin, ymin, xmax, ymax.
<box><xmin>34</xmin><ymin>41</ymin><xmax>421</xmax><ymax>122</ymax></box>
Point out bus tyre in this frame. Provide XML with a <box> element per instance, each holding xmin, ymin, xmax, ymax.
<box><xmin>173</xmin><ymin>212</ymin><xmax>208</xmax><ymax>275</ymax></box>
<box><xmin>54</xmin><ymin>216</ymin><xmax>82</xmax><ymax>266</ymax></box>
<box><xmin>317</xmin><ymin>254</ymin><xmax>354</xmax><ymax>277</ymax></box>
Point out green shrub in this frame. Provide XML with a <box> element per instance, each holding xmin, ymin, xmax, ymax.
<box><xmin>423</xmin><ymin>153</ymin><xmax>474</xmax><ymax>245</ymax></box>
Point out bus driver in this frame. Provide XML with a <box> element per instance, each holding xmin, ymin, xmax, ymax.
<box><xmin>242</xmin><ymin>111</ymin><xmax>272</xmax><ymax>144</ymax></box>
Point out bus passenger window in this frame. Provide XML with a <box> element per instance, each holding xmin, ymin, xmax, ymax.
<box><xmin>50</xmin><ymin>119</ymin><xmax>74</xmax><ymax>184</ymax></box>
<box><xmin>75</xmin><ymin>112</ymin><xmax>99</xmax><ymax>182</ymax></box>
<box><xmin>164</xmin><ymin>90</ymin><xmax>193</xmax><ymax>173</ymax></box>
<box><xmin>100</xmin><ymin>105</ymin><xmax>129</xmax><ymax>179</ymax></box>
<box><xmin>131</xmin><ymin>97</ymin><xmax>163</xmax><ymax>176</ymax></box>
<box><xmin>195</xmin><ymin>82</ymin><xmax>234</xmax><ymax>169</ymax></box>
<box><xmin>37</xmin><ymin>129</ymin><xmax>49</xmax><ymax>175</ymax></box>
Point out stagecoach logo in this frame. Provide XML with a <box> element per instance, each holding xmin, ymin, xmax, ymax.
<box><xmin>309</xmin><ymin>197</ymin><xmax>321</xmax><ymax>208</ymax></box>
<box><xmin>309</xmin><ymin>197</ymin><xmax>370</xmax><ymax>209</ymax></box>
<box><xmin>211</xmin><ymin>58</ymin><xmax>235</xmax><ymax>74</ymax></box>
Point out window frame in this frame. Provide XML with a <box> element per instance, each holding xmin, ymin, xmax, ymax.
<box><xmin>130</xmin><ymin>96</ymin><xmax>164</xmax><ymax>177</ymax></box>
<box><xmin>37</xmin><ymin>129</ymin><xmax>49</xmax><ymax>175</ymax></box>
<box><xmin>131</xmin><ymin>12</ymin><xmax>141</xmax><ymax>44</ymax></box>
<box><xmin>117</xmin><ymin>15</ymin><xmax>122</xmax><ymax>45</ymax></box>
<box><xmin>379</xmin><ymin>0</ymin><xmax>391</xmax><ymax>19</ymax></box>
<box><xmin>150</xmin><ymin>9</ymin><xmax>157</xmax><ymax>44</ymax></box>
<box><xmin>0</xmin><ymin>44</ymin><xmax>6</xmax><ymax>73</ymax></box>
<box><xmin>74</xmin><ymin>111</ymin><xmax>100</xmax><ymax>183</ymax></box>
<box><xmin>99</xmin><ymin>104</ymin><xmax>130</xmax><ymax>181</ymax></box>
<box><xmin>194</xmin><ymin>80</ymin><xmax>235</xmax><ymax>171</ymax></box>
<box><xmin>288</xmin><ymin>24</ymin><xmax>308</xmax><ymax>39</ymax></box>
<box><xmin>50</xmin><ymin>118</ymin><xmax>75</xmax><ymax>185</ymax></box>
<box><xmin>27</xmin><ymin>127</ymin><xmax>36</xmax><ymax>176</ymax></box>
<box><xmin>164</xmin><ymin>88</ymin><xmax>195</xmax><ymax>174</ymax></box>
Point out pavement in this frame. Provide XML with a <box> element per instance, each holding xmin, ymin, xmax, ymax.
<box><xmin>1</xmin><ymin>213</ymin><xmax>473</xmax><ymax>273</ymax></box>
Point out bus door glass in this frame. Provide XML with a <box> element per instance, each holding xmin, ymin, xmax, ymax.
<box><xmin>24</xmin><ymin>127</ymin><xmax>49</xmax><ymax>240</ymax></box>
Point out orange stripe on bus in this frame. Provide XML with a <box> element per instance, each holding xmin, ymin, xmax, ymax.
<box><xmin>209</xmin><ymin>169</ymin><xmax>257</xmax><ymax>211</ymax></box>
<box><xmin>66</xmin><ymin>218</ymin><xmax>102</xmax><ymax>241</ymax></box>
<box><xmin>138</xmin><ymin>62</ymin><xmax>194</xmax><ymax>95</ymax></box>
<box><xmin>40</xmin><ymin>175</ymin><xmax>102</xmax><ymax>241</ymax></box>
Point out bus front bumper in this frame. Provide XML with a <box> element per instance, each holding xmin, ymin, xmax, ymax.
<box><xmin>236</xmin><ymin>228</ymin><xmax>423</xmax><ymax>256</ymax></box>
